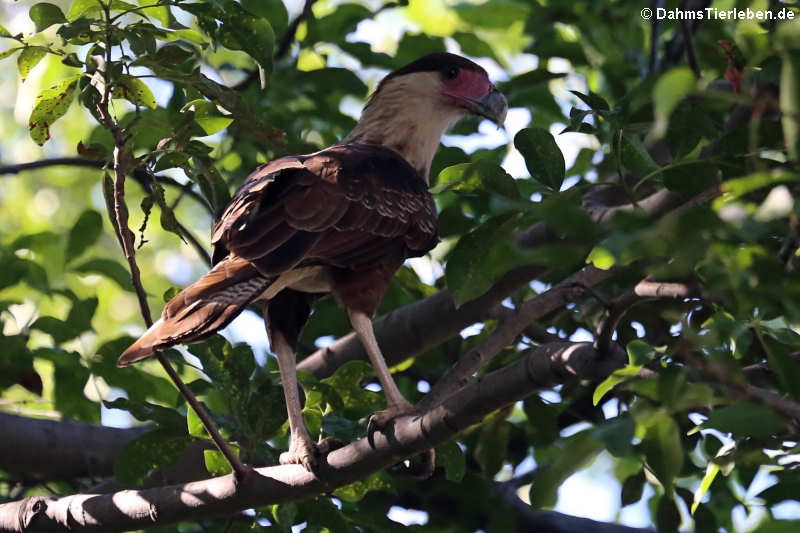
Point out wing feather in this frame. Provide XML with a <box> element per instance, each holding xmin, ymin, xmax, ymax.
<box><xmin>214</xmin><ymin>143</ymin><xmax>438</xmax><ymax>274</ymax></box>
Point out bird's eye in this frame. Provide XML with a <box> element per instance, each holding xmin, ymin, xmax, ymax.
<box><xmin>444</xmin><ymin>67</ymin><xmax>459</xmax><ymax>80</ymax></box>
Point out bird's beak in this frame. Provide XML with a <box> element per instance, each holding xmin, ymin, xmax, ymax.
<box><xmin>472</xmin><ymin>87</ymin><xmax>508</xmax><ymax>127</ymax></box>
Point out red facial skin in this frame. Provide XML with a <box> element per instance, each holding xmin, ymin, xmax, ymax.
<box><xmin>439</xmin><ymin>69</ymin><xmax>495</xmax><ymax>112</ymax></box>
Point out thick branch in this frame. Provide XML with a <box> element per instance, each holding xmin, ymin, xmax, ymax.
<box><xmin>298</xmin><ymin>265</ymin><xmax>547</xmax><ymax>378</ymax></box>
<box><xmin>419</xmin><ymin>265</ymin><xmax>619</xmax><ymax>411</ymax></box>
<box><xmin>0</xmin><ymin>342</ymin><xmax>626</xmax><ymax>532</ymax></box>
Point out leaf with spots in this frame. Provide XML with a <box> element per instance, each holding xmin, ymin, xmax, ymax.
<box><xmin>28</xmin><ymin>75</ymin><xmax>79</xmax><ymax>145</ymax></box>
<box><xmin>0</xmin><ymin>47</ymin><xmax>23</xmax><ymax>61</ymax></box>
<box><xmin>112</xmin><ymin>75</ymin><xmax>157</xmax><ymax>108</ymax></box>
<box><xmin>17</xmin><ymin>46</ymin><xmax>48</xmax><ymax>82</ymax></box>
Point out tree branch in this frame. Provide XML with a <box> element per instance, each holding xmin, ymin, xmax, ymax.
<box><xmin>298</xmin><ymin>265</ymin><xmax>547</xmax><ymax>378</ymax></box>
<box><xmin>275</xmin><ymin>0</ymin><xmax>317</xmax><ymax>60</ymax></box>
<box><xmin>419</xmin><ymin>265</ymin><xmax>619</xmax><ymax>411</ymax></box>
<box><xmin>0</xmin><ymin>342</ymin><xmax>628</xmax><ymax>532</ymax></box>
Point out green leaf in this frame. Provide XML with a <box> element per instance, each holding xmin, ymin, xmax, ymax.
<box><xmin>640</xmin><ymin>411</ymin><xmax>683</xmax><ymax>489</ymax></box>
<box><xmin>17</xmin><ymin>47</ymin><xmax>48</xmax><ymax>82</ymax></box>
<box><xmin>514</xmin><ymin>127</ymin><xmax>565</xmax><ymax>190</ymax></box>
<box><xmin>656</xmin><ymin>495</ymin><xmax>681</xmax><ymax>533</ymax></box>
<box><xmin>72</xmin><ymin>258</ymin><xmax>134</xmax><ymax>291</ymax></box>
<box><xmin>104</xmin><ymin>398</ymin><xmax>185</xmax><ymax>429</ymax></box>
<box><xmin>296</xmin><ymin>498</ymin><xmax>356</xmax><ymax>533</ymax></box>
<box><xmin>593</xmin><ymin>364</ymin><xmax>641</xmax><ymax>405</ymax></box>
<box><xmin>183</xmin><ymin>99</ymin><xmax>233</xmax><ymax>135</ymax></box>
<box><xmin>322</xmin><ymin>361</ymin><xmax>384</xmax><ymax>415</ymax></box>
<box><xmin>571</xmin><ymin>90</ymin><xmax>609</xmax><ymax>111</ymax></box>
<box><xmin>780</xmin><ymin>50</ymin><xmax>800</xmax><ymax>160</ymax></box>
<box><xmin>204</xmin><ymin>447</ymin><xmax>239</xmax><ymax>476</ymax></box>
<box><xmin>187</xmin><ymin>405</ymin><xmax>208</xmax><ymax>438</ymax></box>
<box><xmin>701</xmin><ymin>401</ymin><xmax>785</xmax><ymax>438</ymax></box>
<box><xmin>67</xmin><ymin>0</ymin><xmax>101</xmax><ymax>20</ymax></box>
<box><xmin>333</xmin><ymin>471</ymin><xmax>394</xmax><ymax>502</ymax></box>
<box><xmin>0</xmin><ymin>23</ymin><xmax>11</xmax><ymax>37</ymax></box>
<box><xmin>219</xmin><ymin>8</ymin><xmax>274</xmax><ymax>75</ymax></box>
<box><xmin>0</xmin><ymin>47</ymin><xmax>23</xmax><ymax>61</ymax></box>
<box><xmin>754</xmin><ymin>521</ymin><xmax>800</xmax><ymax>533</ymax></box>
<box><xmin>445</xmin><ymin>213</ymin><xmax>531</xmax><ymax>307</ymax></box>
<box><xmin>112</xmin><ymin>75</ymin><xmax>157</xmax><ymax>108</ymax></box>
<box><xmin>529</xmin><ymin>430</ymin><xmax>603</xmax><ymax>508</ymax></box>
<box><xmin>621</xmin><ymin>469</ymin><xmax>646</xmax><ymax>506</ymax></box>
<box><xmin>115</xmin><ymin>428</ymin><xmax>191</xmax><ymax>485</ymax></box>
<box><xmin>652</xmin><ymin>67</ymin><xmax>696</xmax><ymax>138</ymax></box>
<box><xmin>28</xmin><ymin>75</ymin><xmax>80</xmax><ymax>145</ymax></box>
<box><xmin>434</xmin><ymin>160</ymin><xmax>519</xmax><ymax>198</ymax></box>
<box><xmin>242</xmin><ymin>0</ymin><xmax>288</xmax><ymax>34</ymax></box>
<box><xmin>65</xmin><ymin>209</ymin><xmax>103</xmax><ymax>263</ymax></box>
<box><xmin>452</xmin><ymin>32</ymin><xmax>495</xmax><ymax>59</ymax></box>
<box><xmin>618</xmin><ymin>131</ymin><xmax>660</xmax><ymax>178</ymax></box>
<box><xmin>454</xmin><ymin>1</ymin><xmax>529</xmax><ymax>27</ymax></box>
<box><xmin>435</xmin><ymin>440</ymin><xmax>466</xmax><ymax>482</ymax></box>
<box><xmin>691</xmin><ymin>462</ymin><xmax>719</xmax><ymax>514</ymax></box>
<box><xmin>29</xmin><ymin>3</ymin><xmax>67</xmax><ymax>32</ymax></box>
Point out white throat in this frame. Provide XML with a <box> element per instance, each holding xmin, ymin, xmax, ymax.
<box><xmin>343</xmin><ymin>72</ymin><xmax>464</xmax><ymax>184</ymax></box>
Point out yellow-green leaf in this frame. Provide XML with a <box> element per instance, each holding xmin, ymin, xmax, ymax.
<box><xmin>0</xmin><ymin>47</ymin><xmax>23</xmax><ymax>61</ymax></box>
<box><xmin>112</xmin><ymin>75</ymin><xmax>157</xmax><ymax>108</ymax></box>
<box><xmin>28</xmin><ymin>75</ymin><xmax>80</xmax><ymax>145</ymax></box>
<box><xmin>17</xmin><ymin>46</ymin><xmax>48</xmax><ymax>81</ymax></box>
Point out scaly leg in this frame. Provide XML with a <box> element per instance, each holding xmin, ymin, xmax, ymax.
<box><xmin>348</xmin><ymin>308</ymin><xmax>435</xmax><ymax>477</ymax></box>
<box><xmin>348</xmin><ymin>308</ymin><xmax>412</xmax><ymax>415</ymax></box>
<box><xmin>270</xmin><ymin>327</ymin><xmax>337</xmax><ymax>471</ymax></box>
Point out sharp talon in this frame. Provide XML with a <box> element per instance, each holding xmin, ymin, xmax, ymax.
<box><xmin>367</xmin><ymin>417</ymin><xmax>378</xmax><ymax>449</ymax></box>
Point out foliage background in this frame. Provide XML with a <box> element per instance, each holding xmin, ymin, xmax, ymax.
<box><xmin>1</xmin><ymin>0</ymin><xmax>799</xmax><ymax>531</ymax></box>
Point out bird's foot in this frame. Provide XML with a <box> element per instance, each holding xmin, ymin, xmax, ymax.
<box><xmin>279</xmin><ymin>436</ymin><xmax>343</xmax><ymax>473</ymax></box>
<box><xmin>367</xmin><ymin>401</ymin><xmax>437</xmax><ymax>479</ymax></box>
<box><xmin>366</xmin><ymin>399</ymin><xmax>415</xmax><ymax>449</ymax></box>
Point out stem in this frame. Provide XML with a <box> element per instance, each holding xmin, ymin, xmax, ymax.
<box><xmin>96</xmin><ymin>4</ymin><xmax>246</xmax><ymax>479</ymax></box>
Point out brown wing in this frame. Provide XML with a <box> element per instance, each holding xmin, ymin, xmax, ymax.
<box><xmin>117</xmin><ymin>256</ymin><xmax>269</xmax><ymax>366</ymax></box>
<box><xmin>212</xmin><ymin>143</ymin><xmax>439</xmax><ymax>276</ymax></box>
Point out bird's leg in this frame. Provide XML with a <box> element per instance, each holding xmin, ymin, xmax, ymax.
<box><xmin>348</xmin><ymin>308</ymin><xmax>413</xmax><ymax>417</ymax></box>
<box><xmin>348</xmin><ymin>308</ymin><xmax>435</xmax><ymax>476</ymax></box>
<box><xmin>271</xmin><ymin>328</ymin><xmax>337</xmax><ymax>471</ymax></box>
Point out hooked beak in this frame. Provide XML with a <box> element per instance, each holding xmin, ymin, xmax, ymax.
<box><xmin>471</xmin><ymin>88</ymin><xmax>508</xmax><ymax>127</ymax></box>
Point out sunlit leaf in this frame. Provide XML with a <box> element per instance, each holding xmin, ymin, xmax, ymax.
<box><xmin>29</xmin><ymin>3</ymin><xmax>67</xmax><ymax>32</ymax></box>
<box><xmin>28</xmin><ymin>75</ymin><xmax>80</xmax><ymax>145</ymax></box>
<box><xmin>17</xmin><ymin>46</ymin><xmax>48</xmax><ymax>82</ymax></box>
<box><xmin>112</xmin><ymin>75</ymin><xmax>157</xmax><ymax>108</ymax></box>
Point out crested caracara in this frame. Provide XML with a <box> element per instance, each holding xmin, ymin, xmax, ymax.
<box><xmin>118</xmin><ymin>53</ymin><xmax>508</xmax><ymax>471</ymax></box>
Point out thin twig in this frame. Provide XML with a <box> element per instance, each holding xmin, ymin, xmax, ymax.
<box><xmin>275</xmin><ymin>0</ymin><xmax>318</xmax><ymax>60</ymax></box>
<box><xmin>595</xmin><ymin>279</ymin><xmax>705</xmax><ymax>356</ymax></box>
<box><xmin>95</xmin><ymin>4</ymin><xmax>246</xmax><ymax>480</ymax></box>
<box><xmin>680</xmin><ymin>19</ymin><xmax>701</xmax><ymax>77</ymax></box>
<box><xmin>648</xmin><ymin>0</ymin><xmax>664</xmax><ymax>74</ymax></box>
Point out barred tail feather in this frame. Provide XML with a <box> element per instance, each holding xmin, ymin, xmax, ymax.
<box><xmin>117</xmin><ymin>257</ymin><xmax>270</xmax><ymax>367</ymax></box>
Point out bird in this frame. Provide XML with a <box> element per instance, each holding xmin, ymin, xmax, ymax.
<box><xmin>118</xmin><ymin>52</ymin><xmax>508</xmax><ymax>471</ymax></box>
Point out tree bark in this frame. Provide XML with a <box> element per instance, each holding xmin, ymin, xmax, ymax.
<box><xmin>0</xmin><ymin>342</ymin><xmax>628</xmax><ymax>532</ymax></box>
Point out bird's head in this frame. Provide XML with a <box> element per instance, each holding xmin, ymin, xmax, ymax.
<box><xmin>378</xmin><ymin>53</ymin><xmax>508</xmax><ymax>126</ymax></box>
<box><xmin>345</xmin><ymin>53</ymin><xmax>508</xmax><ymax>182</ymax></box>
